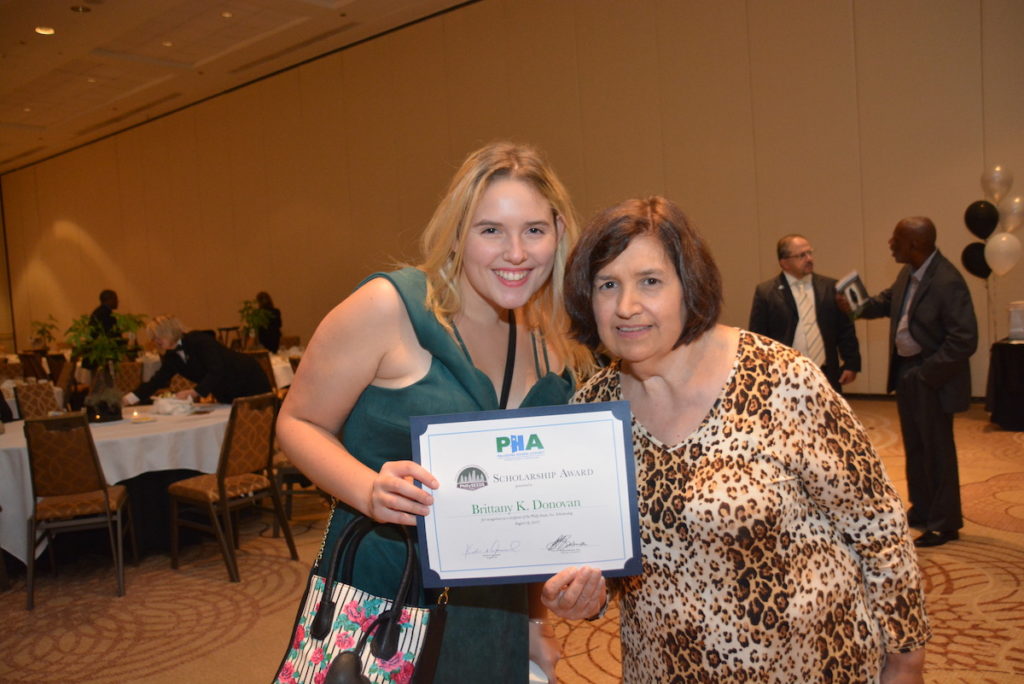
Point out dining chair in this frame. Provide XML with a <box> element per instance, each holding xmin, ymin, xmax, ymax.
<box><xmin>0</xmin><ymin>361</ymin><xmax>24</xmax><ymax>381</ymax></box>
<box><xmin>45</xmin><ymin>353</ymin><xmax>67</xmax><ymax>384</ymax></box>
<box><xmin>113</xmin><ymin>360</ymin><xmax>143</xmax><ymax>394</ymax></box>
<box><xmin>0</xmin><ymin>504</ymin><xmax>9</xmax><ymax>592</ymax></box>
<box><xmin>23</xmin><ymin>411</ymin><xmax>138</xmax><ymax>609</ymax></box>
<box><xmin>168</xmin><ymin>392</ymin><xmax>298</xmax><ymax>582</ymax></box>
<box><xmin>168</xmin><ymin>374</ymin><xmax>196</xmax><ymax>394</ymax></box>
<box><xmin>242</xmin><ymin>350</ymin><xmax>277</xmax><ymax>393</ymax></box>
<box><xmin>14</xmin><ymin>381</ymin><xmax>60</xmax><ymax>419</ymax></box>
<box><xmin>54</xmin><ymin>361</ymin><xmax>75</xmax><ymax>410</ymax></box>
<box><xmin>17</xmin><ymin>352</ymin><xmax>48</xmax><ymax>381</ymax></box>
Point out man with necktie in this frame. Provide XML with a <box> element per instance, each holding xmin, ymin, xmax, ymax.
<box><xmin>848</xmin><ymin>217</ymin><xmax>978</xmax><ymax>548</ymax></box>
<box><xmin>749</xmin><ymin>234</ymin><xmax>861</xmax><ymax>393</ymax></box>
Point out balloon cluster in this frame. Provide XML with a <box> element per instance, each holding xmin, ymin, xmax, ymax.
<box><xmin>962</xmin><ymin>165</ymin><xmax>1023</xmax><ymax>278</ymax></box>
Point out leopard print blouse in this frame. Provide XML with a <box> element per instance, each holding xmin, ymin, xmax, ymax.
<box><xmin>572</xmin><ymin>331</ymin><xmax>930</xmax><ymax>683</ymax></box>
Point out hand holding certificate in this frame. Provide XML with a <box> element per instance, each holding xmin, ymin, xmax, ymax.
<box><xmin>410</xmin><ymin>401</ymin><xmax>641</xmax><ymax>587</ymax></box>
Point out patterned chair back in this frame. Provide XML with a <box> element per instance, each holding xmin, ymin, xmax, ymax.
<box><xmin>113</xmin><ymin>360</ymin><xmax>143</xmax><ymax>394</ymax></box>
<box><xmin>218</xmin><ymin>392</ymin><xmax>277</xmax><ymax>480</ymax></box>
<box><xmin>0</xmin><ymin>361</ymin><xmax>23</xmax><ymax>381</ymax></box>
<box><xmin>168</xmin><ymin>374</ymin><xmax>196</xmax><ymax>394</ymax></box>
<box><xmin>15</xmin><ymin>381</ymin><xmax>60</xmax><ymax>419</ymax></box>
<box><xmin>17</xmin><ymin>353</ymin><xmax>47</xmax><ymax>381</ymax></box>
<box><xmin>243</xmin><ymin>350</ymin><xmax>277</xmax><ymax>391</ymax></box>
<box><xmin>24</xmin><ymin>411</ymin><xmax>106</xmax><ymax>498</ymax></box>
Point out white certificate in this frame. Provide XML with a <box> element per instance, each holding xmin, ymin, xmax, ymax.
<box><xmin>410</xmin><ymin>401</ymin><xmax>640</xmax><ymax>588</ymax></box>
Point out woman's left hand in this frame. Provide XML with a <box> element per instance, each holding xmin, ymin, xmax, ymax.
<box><xmin>880</xmin><ymin>648</ymin><xmax>925</xmax><ymax>684</ymax></box>
<box><xmin>528</xmin><ymin>619</ymin><xmax>560</xmax><ymax>683</ymax></box>
<box><xmin>540</xmin><ymin>566</ymin><xmax>606</xmax><ymax>620</ymax></box>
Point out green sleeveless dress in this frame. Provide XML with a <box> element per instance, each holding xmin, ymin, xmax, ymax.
<box><xmin>316</xmin><ymin>268</ymin><xmax>573</xmax><ymax>682</ymax></box>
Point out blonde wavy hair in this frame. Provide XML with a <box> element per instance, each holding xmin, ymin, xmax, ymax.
<box><xmin>419</xmin><ymin>142</ymin><xmax>591</xmax><ymax>377</ymax></box>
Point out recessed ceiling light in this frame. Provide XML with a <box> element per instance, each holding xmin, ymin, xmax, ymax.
<box><xmin>161</xmin><ymin>40</ymin><xmax>174</xmax><ymax>47</ymax></box>
<box><xmin>70</xmin><ymin>5</ymin><xmax>91</xmax><ymax>12</ymax></box>
<box><xmin>35</xmin><ymin>26</ymin><xmax>56</xmax><ymax>35</ymax></box>
<box><xmin>87</xmin><ymin>77</ymin><xmax>96</xmax><ymax>83</ymax></box>
<box><xmin>23</xmin><ymin>107</ymin><xmax>32</xmax><ymax>112</ymax></box>
<box><xmin>221</xmin><ymin>11</ymin><xmax>233</xmax><ymax>19</ymax></box>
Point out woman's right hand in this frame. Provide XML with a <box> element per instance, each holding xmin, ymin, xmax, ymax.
<box><xmin>367</xmin><ymin>460</ymin><xmax>439</xmax><ymax>525</ymax></box>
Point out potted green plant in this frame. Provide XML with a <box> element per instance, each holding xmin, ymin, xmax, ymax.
<box><xmin>65</xmin><ymin>312</ymin><xmax>147</xmax><ymax>422</ymax></box>
<box><xmin>239</xmin><ymin>300</ymin><xmax>273</xmax><ymax>349</ymax></box>
<box><xmin>29</xmin><ymin>315</ymin><xmax>60</xmax><ymax>351</ymax></box>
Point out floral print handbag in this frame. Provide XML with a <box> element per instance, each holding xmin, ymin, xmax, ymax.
<box><xmin>275</xmin><ymin>513</ymin><xmax>447</xmax><ymax>684</ymax></box>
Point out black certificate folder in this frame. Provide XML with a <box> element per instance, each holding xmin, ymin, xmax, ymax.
<box><xmin>410</xmin><ymin>401</ymin><xmax>641</xmax><ymax>588</ymax></box>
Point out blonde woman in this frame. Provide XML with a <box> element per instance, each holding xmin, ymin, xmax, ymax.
<box><xmin>277</xmin><ymin>142</ymin><xmax>594</xmax><ymax>682</ymax></box>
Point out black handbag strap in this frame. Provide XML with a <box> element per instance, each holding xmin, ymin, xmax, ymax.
<box><xmin>310</xmin><ymin>515</ymin><xmax>419</xmax><ymax>662</ymax></box>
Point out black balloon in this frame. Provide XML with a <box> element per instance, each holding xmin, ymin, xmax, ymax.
<box><xmin>961</xmin><ymin>242</ymin><xmax>991</xmax><ymax>278</ymax></box>
<box><xmin>964</xmin><ymin>200</ymin><xmax>999</xmax><ymax>239</ymax></box>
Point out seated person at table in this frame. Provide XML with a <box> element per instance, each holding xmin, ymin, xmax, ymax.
<box><xmin>122</xmin><ymin>315</ymin><xmax>270</xmax><ymax>405</ymax></box>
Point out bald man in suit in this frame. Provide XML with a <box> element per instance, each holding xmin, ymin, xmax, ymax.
<box><xmin>851</xmin><ymin>217</ymin><xmax>978</xmax><ymax>548</ymax></box>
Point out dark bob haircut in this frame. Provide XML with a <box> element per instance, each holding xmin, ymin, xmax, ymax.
<box><xmin>564</xmin><ymin>196</ymin><xmax>722</xmax><ymax>351</ymax></box>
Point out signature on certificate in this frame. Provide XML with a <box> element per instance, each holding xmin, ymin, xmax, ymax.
<box><xmin>465</xmin><ymin>540</ymin><xmax>522</xmax><ymax>559</ymax></box>
<box><xmin>546</xmin><ymin>535</ymin><xmax>589</xmax><ymax>554</ymax></box>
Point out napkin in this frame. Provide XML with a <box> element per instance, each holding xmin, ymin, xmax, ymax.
<box><xmin>152</xmin><ymin>397</ymin><xmax>194</xmax><ymax>415</ymax></box>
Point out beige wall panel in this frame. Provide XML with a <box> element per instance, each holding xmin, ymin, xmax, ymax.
<box><xmin>747</xmin><ymin>0</ymin><xmax>868</xmax><ymax>388</ymax></box>
<box><xmin>573</xmin><ymin>1</ymin><xmax>664</xmax><ymax>214</ymax></box>
<box><xmin>499</xmin><ymin>0</ymin><xmax>587</xmax><ymax>207</ymax></box>
<box><xmin>18</xmin><ymin>142</ymin><xmax>127</xmax><ymax>344</ymax></box>
<box><xmin>855</xmin><ymin>0</ymin><xmax>988</xmax><ymax>395</ymax></box>
<box><xmin>383</xmin><ymin>19</ymin><xmax>454</xmax><ymax>266</ymax></box>
<box><xmin>3</xmin><ymin>167</ymin><xmax>40</xmax><ymax>347</ymax></box>
<box><xmin>654</xmin><ymin>0</ymin><xmax>759</xmax><ymax>330</ymax></box>
<box><xmin>286</xmin><ymin>53</ymin><xmax>354</xmax><ymax>340</ymax></box>
<box><xmin>130</xmin><ymin>113</ymin><xmax>219</xmax><ymax>330</ymax></box>
<box><xmin>440</xmin><ymin>1</ymin><xmax>518</xmax><ymax>160</ymax></box>
<box><xmin>981</xmin><ymin>0</ymin><xmax>1024</xmax><ymax>341</ymax></box>
<box><xmin>339</xmin><ymin>39</ymin><xmax>406</xmax><ymax>278</ymax></box>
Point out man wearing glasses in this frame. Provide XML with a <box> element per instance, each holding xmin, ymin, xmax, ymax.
<box><xmin>749</xmin><ymin>234</ymin><xmax>861</xmax><ymax>393</ymax></box>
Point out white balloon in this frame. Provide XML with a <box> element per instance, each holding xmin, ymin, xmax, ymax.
<box><xmin>985</xmin><ymin>232</ymin><xmax>1022</xmax><ymax>276</ymax></box>
<box><xmin>999</xmin><ymin>195</ymin><xmax>1024</xmax><ymax>233</ymax></box>
<box><xmin>981</xmin><ymin>165</ymin><xmax>1014</xmax><ymax>204</ymax></box>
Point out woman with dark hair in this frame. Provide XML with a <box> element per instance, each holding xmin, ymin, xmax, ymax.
<box><xmin>255</xmin><ymin>291</ymin><xmax>282</xmax><ymax>352</ymax></box>
<box><xmin>548</xmin><ymin>196</ymin><xmax>930</xmax><ymax>682</ymax></box>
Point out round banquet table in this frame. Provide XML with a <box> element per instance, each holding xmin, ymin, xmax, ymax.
<box><xmin>0</xmin><ymin>404</ymin><xmax>231</xmax><ymax>564</ymax></box>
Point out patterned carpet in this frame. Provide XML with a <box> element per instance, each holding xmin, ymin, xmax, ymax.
<box><xmin>1</xmin><ymin>398</ymin><xmax>1022</xmax><ymax>683</ymax></box>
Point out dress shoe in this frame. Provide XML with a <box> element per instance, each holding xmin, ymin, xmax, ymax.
<box><xmin>913</xmin><ymin>530</ymin><xmax>958</xmax><ymax>548</ymax></box>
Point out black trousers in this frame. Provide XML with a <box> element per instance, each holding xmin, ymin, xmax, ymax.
<box><xmin>895</xmin><ymin>355</ymin><xmax>963</xmax><ymax>532</ymax></box>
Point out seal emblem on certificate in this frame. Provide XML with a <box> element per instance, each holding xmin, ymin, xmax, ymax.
<box><xmin>410</xmin><ymin>401</ymin><xmax>641</xmax><ymax>587</ymax></box>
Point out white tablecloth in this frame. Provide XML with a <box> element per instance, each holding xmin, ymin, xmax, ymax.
<box><xmin>271</xmin><ymin>355</ymin><xmax>294</xmax><ymax>388</ymax></box>
<box><xmin>0</xmin><ymin>405</ymin><xmax>231</xmax><ymax>563</ymax></box>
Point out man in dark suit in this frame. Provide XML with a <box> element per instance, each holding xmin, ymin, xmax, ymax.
<box><xmin>90</xmin><ymin>289</ymin><xmax>119</xmax><ymax>334</ymax></box>
<box><xmin>749</xmin><ymin>234</ymin><xmax>861</xmax><ymax>392</ymax></box>
<box><xmin>122</xmin><ymin>315</ymin><xmax>270</xmax><ymax>406</ymax></box>
<box><xmin>852</xmin><ymin>217</ymin><xmax>978</xmax><ymax>548</ymax></box>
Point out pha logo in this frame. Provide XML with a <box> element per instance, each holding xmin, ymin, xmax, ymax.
<box><xmin>495</xmin><ymin>433</ymin><xmax>544</xmax><ymax>454</ymax></box>
<box><xmin>456</xmin><ymin>465</ymin><xmax>488</xmax><ymax>491</ymax></box>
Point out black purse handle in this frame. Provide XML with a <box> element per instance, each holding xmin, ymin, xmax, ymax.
<box><xmin>310</xmin><ymin>515</ymin><xmax>419</xmax><ymax>662</ymax></box>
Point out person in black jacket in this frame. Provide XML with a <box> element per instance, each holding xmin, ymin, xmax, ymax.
<box><xmin>255</xmin><ymin>291</ymin><xmax>282</xmax><ymax>353</ymax></box>
<box><xmin>122</xmin><ymin>315</ymin><xmax>270</xmax><ymax>405</ymax></box>
<box><xmin>749</xmin><ymin>235</ymin><xmax>861</xmax><ymax>393</ymax></box>
<box><xmin>844</xmin><ymin>217</ymin><xmax>978</xmax><ymax>548</ymax></box>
